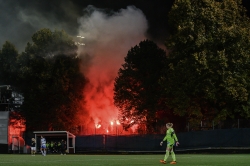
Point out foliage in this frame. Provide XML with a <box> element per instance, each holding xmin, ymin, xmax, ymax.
<box><xmin>15</xmin><ymin>29</ymin><xmax>86</xmax><ymax>132</ymax></box>
<box><xmin>162</xmin><ymin>0</ymin><xmax>250</xmax><ymax>123</ymax></box>
<box><xmin>114</xmin><ymin>40</ymin><xmax>167</xmax><ymax>133</ymax></box>
<box><xmin>0</xmin><ymin>41</ymin><xmax>19</xmax><ymax>85</ymax></box>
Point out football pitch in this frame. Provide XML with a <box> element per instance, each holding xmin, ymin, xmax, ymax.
<box><xmin>0</xmin><ymin>154</ymin><xmax>250</xmax><ymax>166</ymax></box>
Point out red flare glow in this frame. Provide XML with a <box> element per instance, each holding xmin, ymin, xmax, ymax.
<box><xmin>77</xmin><ymin>6</ymin><xmax>148</xmax><ymax>135</ymax></box>
<box><xmin>95</xmin><ymin>124</ymin><xmax>101</xmax><ymax>129</ymax></box>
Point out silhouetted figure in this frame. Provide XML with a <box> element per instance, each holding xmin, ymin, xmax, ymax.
<box><xmin>60</xmin><ymin>139</ymin><xmax>67</xmax><ymax>155</ymax></box>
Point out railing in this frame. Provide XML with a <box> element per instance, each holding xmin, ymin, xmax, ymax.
<box><xmin>186</xmin><ymin>119</ymin><xmax>250</xmax><ymax>132</ymax></box>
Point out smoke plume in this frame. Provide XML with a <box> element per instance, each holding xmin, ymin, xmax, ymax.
<box><xmin>0</xmin><ymin>0</ymin><xmax>79</xmax><ymax>51</ymax></box>
<box><xmin>77</xmin><ymin>5</ymin><xmax>148</xmax><ymax>134</ymax></box>
<box><xmin>0</xmin><ymin>1</ymin><xmax>148</xmax><ymax>134</ymax></box>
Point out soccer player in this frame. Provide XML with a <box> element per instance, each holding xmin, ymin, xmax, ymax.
<box><xmin>31</xmin><ymin>138</ymin><xmax>36</xmax><ymax>156</ymax></box>
<box><xmin>160</xmin><ymin>123</ymin><xmax>180</xmax><ymax>164</ymax></box>
<box><xmin>40</xmin><ymin>136</ymin><xmax>47</xmax><ymax>156</ymax></box>
<box><xmin>60</xmin><ymin>139</ymin><xmax>67</xmax><ymax>155</ymax></box>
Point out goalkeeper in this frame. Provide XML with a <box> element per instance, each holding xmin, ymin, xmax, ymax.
<box><xmin>160</xmin><ymin>123</ymin><xmax>180</xmax><ymax>164</ymax></box>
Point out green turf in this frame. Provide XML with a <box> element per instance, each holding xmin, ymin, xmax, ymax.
<box><xmin>0</xmin><ymin>154</ymin><xmax>250</xmax><ymax>166</ymax></box>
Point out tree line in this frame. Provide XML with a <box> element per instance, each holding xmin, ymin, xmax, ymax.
<box><xmin>114</xmin><ymin>0</ymin><xmax>250</xmax><ymax>132</ymax></box>
<box><xmin>0</xmin><ymin>29</ymin><xmax>86</xmax><ymax>132</ymax></box>
<box><xmin>1</xmin><ymin>0</ymin><xmax>250</xmax><ymax>134</ymax></box>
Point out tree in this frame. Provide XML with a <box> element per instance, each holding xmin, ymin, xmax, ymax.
<box><xmin>162</xmin><ymin>0</ymin><xmax>250</xmax><ymax>126</ymax></box>
<box><xmin>0</xmin><ymin>41</ymin><xmax>19</xmax><ymax>85</ymax></box>
<box><xmin>114</xmin><ymin>40</ymin><xmax>167</xmax><ymax>133</ymax></box>
<box><xmin>17</xmin><ymin>29</ymin><xmax>86</xmax><ymax>132</ymax></box>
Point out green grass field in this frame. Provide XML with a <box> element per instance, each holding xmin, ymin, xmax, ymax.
<box><xmin>0</xmin><ymin>154</ymin><xmax>250</xmax><ymax>166</ymax></box>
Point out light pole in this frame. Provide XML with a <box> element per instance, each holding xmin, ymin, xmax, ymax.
<box><xmin>114</xmin><ymin>120</ymin><xmax>120</xmax><ymax>150</ymax></box>
<box><xmin>95</xmin><ymin>124</ymin><xmax>101</xmax><ymax>135</ymax></box>
<box><xmin>110</xmin><ymin>121</ymin><xmax>114</xmax><ymax>134</ymax></box>
<box><xmin>110</xmin><ymin>120</ymin><xmax>120</xmax><ymax>135</ymax></box>
<box><xmin>116</xmin><ymin>120</ymin><xmax>120</xmax><ymax>136</ymax></box>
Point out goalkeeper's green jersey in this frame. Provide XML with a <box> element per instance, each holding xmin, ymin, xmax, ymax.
<box><xmin>163</xmin><ymin>127</ymin><xmax>178</xmax><ymax>143</ymax></box>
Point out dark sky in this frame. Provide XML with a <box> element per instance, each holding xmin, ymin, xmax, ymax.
<box><xmin>0</xmin><ymin>0</ymin><xmax>174</xmax><ymax>50</ymax></box>
<box><xmin>0</xmin><ymin>0</ymin><xmax>249</xmax><ymax>51</ymax></box>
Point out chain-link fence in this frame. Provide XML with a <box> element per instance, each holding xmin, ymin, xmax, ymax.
<box><xmin>185</xmin><ymin>119</ymin><xmax>250</xmax><ymax>132</ymax></box>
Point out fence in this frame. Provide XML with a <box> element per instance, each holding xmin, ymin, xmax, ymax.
<box><xmin>178</xmin><ymin>128</ymin><xmax>250</xmax><ymax>149</ymax></box>
<box><xmin>184</xmin><ymin>119</ymin><xmax>250</xmax><ymax>132</ymax></box>
<box><xmin>76</xmin><ymin>134</ymin><xmax>164</xmax><ymax>152</ymax></box>
<box><xmin>75</xmin><ymin>128</ymin><xmax>250</xmax><ymax>152</ymax></box>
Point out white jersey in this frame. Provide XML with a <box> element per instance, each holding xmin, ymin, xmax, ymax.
<box><xmin>41</xmin><ymin>138</ymin><xmax>46</xmax><ymax>145</ymax></box>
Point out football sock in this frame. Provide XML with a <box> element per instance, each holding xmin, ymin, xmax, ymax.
<box><xmin>164</xmin><ymin>150</ymin><xmax>170</xmax><ymax>161</ymax></box>
<box><xmin>171</xmin><ymin>150</ymin><xmax>176</xmax><ymax>161</ymax></box>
